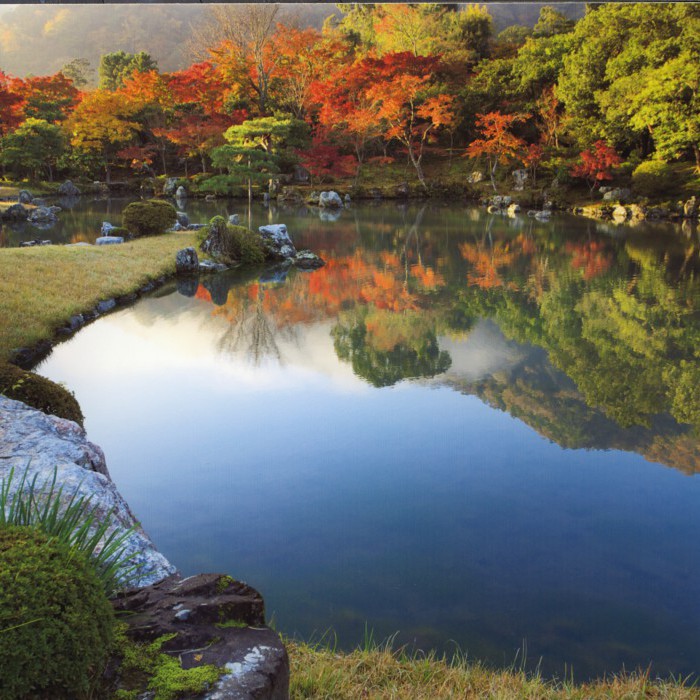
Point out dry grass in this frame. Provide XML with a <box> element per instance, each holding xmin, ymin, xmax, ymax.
<box><xmin>287</xmin><ymin>640</ymin><xmax>699</xmax><ymax>700</ymax></box>
<box><xmin>0</xmin><ymin>233</ymin><xmax>197</xmax><ymax>361</ymax></box>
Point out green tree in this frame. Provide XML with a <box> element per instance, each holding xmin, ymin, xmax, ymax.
<box><xmin>209</xmin><ymin>116</ymin><xmax>308</xmax><ymax>207</ymax></box>
<box><xmin>60</xmin><ymin>58</ymin><xmax>93</xmax><ymax>88</ymax></box>
<box><xmin>0</xmin><ymin>118</ymin><xmax>65</xmax><ymax>180</ymax></box>
<box><xmin>532</xmin><ymin>6</ymin><xmax>574</xmax><ymax>38</ymax></box>
<box><xmin>449</xmin><ymin>4</ymin><xmax>493</xmax><ymax>66</ymax></box>
<box><xmin>98</xmin><ymin>50</ymin><xmax>158</xmax><ymax>91</ymax></box>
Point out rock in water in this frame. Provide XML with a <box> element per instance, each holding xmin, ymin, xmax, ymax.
<box><xmin>176</xmin><ymin>211</ymin><xmax>189</xmax><ymax>227</ymax></box>
<box><xmin>2</xmin><ymin>203</ymin><xmax>27</xmax><ymax>221</ymax></box>
<box><xmin>258</xmin><ymin>224</ymin><xmax>297</xmax><ymax>260</ymax></box>
<box><xmin>176</xmin><ymin>247</ymin><xmax>199</xmax><ymax>274</ymax></box>
<box><xmin>175</xmin><ymin>185</ymin><xmax>187</xmax><ymax>199</ymax></box>
<box><xmin>18</xmin><ymin>189</ymin><xmax>33</xmax><ymax>204</ymax></box>
<box><xmin>293</xmin><ymin>250</ymin><xmax>325</xmax><ymax>270</ymax></box>
<box><xmin>163</xmin><ymin>177</ymin><xmax>179</xmax><ymax>196</ymax></box>
<box><xmin>58</xmin><ymin>180</ymin><xmax>80</xmax><ymax>196</ymax></box>
<box><xmin>683</xmin><ymin>196</ymin><xmax>697</xmax><ymax>219</ymax></box>
<box><xmin>319</xmin><ymin>191</ymin><xmax>343</xmax><ymax>208</ymax></box>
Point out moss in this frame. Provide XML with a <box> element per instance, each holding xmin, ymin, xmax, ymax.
<box><xmin>122</xmin><ymin>199</ymin><xmax>177</xmax><ymax>237</ymax></box>
<box><xmin>0</xmin><ymin>361</ymin><xmax>84</xmax><ymax>426</ymax></box>
<box><xmin>216</xmin><ymin>574</ymin><xmax>235</xmax><ymax>594</ymax></box>
<box><xmin>0</xmin><ymin>526</ymin><xmax>115</xmax><ymax>700</ymax></box>
<box><xmin>215</xmin><ymin>619</ymin><xmax>248</xmax><ymax>629</ymax></box>
<box><xmin>114</xmin><ymin>629</ymin><xmax>224</xmax><ymax>700</ymax></box>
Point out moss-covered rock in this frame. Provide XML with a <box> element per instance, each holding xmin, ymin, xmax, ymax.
<box><xmin>200</xmin><ymin>216</ymin><xmax>266</xmax><ymax>265</ymax></box>
<box><xmin>0</xmin><ymin>526</ymin><xmax>116</xmax><ymax>699</ymax></box>
<box><xmin>0</xmin><ymin>362</ymin><xmax>84</xmax><ymax>426</ymax></box>
<box><xmin>122</xmin><ymin>199</ymin><xmax>177</xmax><ymax>237</ymax></box>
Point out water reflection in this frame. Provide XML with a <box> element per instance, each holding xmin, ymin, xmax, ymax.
<box><xmin>36</xmin><ymin>203</ymin><xmax>700</xmax><ymax>679</ymax></box>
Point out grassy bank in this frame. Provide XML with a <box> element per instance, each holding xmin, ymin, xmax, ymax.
<box><xmin>0</xmin><ymin>232</ymin><xmax>196</xmax><ymax>362</ymax></box>
<box><xmin>287</xmin><ymin>640</ymin><xmax>699</xmax><ymax>699</ymax></box>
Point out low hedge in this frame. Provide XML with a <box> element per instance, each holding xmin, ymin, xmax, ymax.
<box><xmin>0</xmin><ymin>362</ymin><xmax>84</xmax><ymax>426</ymax></box>
<box><xmin>122</xmin><ymin>199</ymin><xmax>177</xmax><ymax>237</ymax></box>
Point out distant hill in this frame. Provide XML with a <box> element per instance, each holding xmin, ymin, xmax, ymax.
<box><xmin>0</xmin><ymin>3</ymin><xmax>584</xmax><ymax>80</ymax></box>
<box><xmin>0</xmin><ymin>4</ymin><xmax>339</xmax><ymax>79</ymax></box>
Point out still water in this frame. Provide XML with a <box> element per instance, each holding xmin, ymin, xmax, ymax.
<box><xmin>37</xmin><ymin>200</ymin><xmax>700</xmax><ymax>680</ymax></box>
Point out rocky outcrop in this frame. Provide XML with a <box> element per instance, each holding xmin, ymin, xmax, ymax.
<box><xmin>163</xmin><ymin>178</ymin><xmax>180</xmax><ymax>196</ymax></box>
<box><xmin>0</xmin><ymin>395</ymin><xmax>175</xmax><ymax>587</ymax></box>
<box><xmin>176</xmin><ymin>246</ymin><xmax>199</xmax><ymax>274</ymax></box>
<box><xmin>602</xmin><ymin>187</ymin><xmax>631</xmax><ymax>203</ymax></box>
<box><xmin>113</xmin><ymin>573</ymin><xmax>289</xmax><ymax>700</ymax></box>
<box><xmin>293</xmin><ymin>250</ymin><xmax>325</xmax><ymax>270</ymax></box>
<box><xmin>512</xmin><ymin>169</ymin><xmax>528</xmax><ymax>191</ymax></box>
<box><xmin>28</xmin><ymin>205</ymin><xmax>61</xmax><ymax>223</ymax></box>
<box><xmin>258</xmin><ymin>224</ymin><xmax>296</xmax><ymax>260</ymax></box>
<box><xmin>58</xmin><ymin>180</ymin><xmax>80</xmax><ymax>197</ymax></box>
<box><xmin>319</xmin><ymin>191</ymin><xmax>343</xmax><ymax>208</ymax></box>
<box><xmin>2</xmin><ymin>203</ymin><xmax>28</xmax><ymax>221</ymax></box>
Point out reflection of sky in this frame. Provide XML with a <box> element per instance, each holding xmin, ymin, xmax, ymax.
<box><xmin>38</xmin><ymin>288</ymin><xmax>700</xmax><ymax>680</ymax></box>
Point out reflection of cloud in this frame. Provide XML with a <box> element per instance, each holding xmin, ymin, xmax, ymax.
<box><xmin>436</xmin><ymin>319</ymin><xmax>527</xmax><ymax>382</ymax></box>
<box><xmin>43</xmin><ymin>294</ymin><xmax>367</xmax><ymax>395</ymax></box>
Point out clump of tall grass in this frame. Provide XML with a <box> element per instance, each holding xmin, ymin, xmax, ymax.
<box><xmin>0</xmin><ymin>466</ymin><xmax>138</xmax><ymax>595</ymax></box>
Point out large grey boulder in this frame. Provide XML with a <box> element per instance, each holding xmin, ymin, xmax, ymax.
<box><xmin>18</xmin><ymin>189</ymin><xmax>33</xmax><ymax>204</ymax></box>
<box><xmin>101</xmin><ymin>221</ymin><xmax>117</xmax><ymax>236</ymax></box>
<box><xmin>2</xmin><ymin>203</ymin><xmax>28</xmax><ymax>221</ymax></box>
<box><xmin>228</xmin><ymin>214</ymin><xmax>240</xmax><ymax>225</ymax></box>
<box><xmin>612</xmin><ymin>205</ymin><xmax>629</xmax><ymax>222</ymax></box>
<box><xmin>58</xmin><ymin>180</ymin><xmax>80</xmax><ymax>196</ymax></box>
<box><xmin>602</xmin><ymin>187</ymin><xmax>631</xmax><ymax>203</ymax></box>
<box><xmin>175</xmin><ymin>185</ymin><xmax>188</xmax><ymax>199</ymax></box>
<box><xmin>176</xmin><ymin>246</ymin><xmax>199</xmax><ymax>274</ymax></box>
<box><xmin>96</xmin><ymin>236</ymin><xmax>124</xmax><ymax>245</ymax></box>
<box><xmin>512</xmin><ymin>169</ymin><xmax>528</xmax><ymax>191</ymax></box>
<box><xmin>163</xmin><ymin>177</ymin><xmax>179</xmax><ymax>196</ymax></box>
<box><xmin>258</xmin><ymin>224</ymin><xmax>296</xmax><ymax>260</ymax></box>
<box><xmin>319</xmin><ymin>191</ymin><xmax>343</xmax><ymax>208</ymax></box>
<box><xmin>0</xmin><ymin>396</ymin><xmax>175</xmax><ymax>588</ymax></box>
<box><xmin>176</xmin><ymin>211</ymin><xmax>189</xmax><ymax>227</ymax></box>
<box><xmin>28</xmin><ymin>206</ymin><xmax>59</xmax><ymax>223</ymax></box>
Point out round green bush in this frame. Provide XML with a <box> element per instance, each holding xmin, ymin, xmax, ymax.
<box><xmin>0</xmin><ymin>526</ymin><xmax>116</xmax><ymax>699</ymax></box>
<box><xmin>632</xmin><ymin>160</ymin><xmax>675</xmax><ymax>198</ymax></box>
<box><xmin>121</xmin><ymin>199</ymin><xmax>177</xmax><ymax>237</ymax></box>
<box><xmin>0</xmin><ymin>362</ymin><xmax>84</xmax><ymax>426</ymax></box>
<box><xmin>222</xmin><ymin>224</ymin><xmax>266</xmax><ymax>265</ymax></box>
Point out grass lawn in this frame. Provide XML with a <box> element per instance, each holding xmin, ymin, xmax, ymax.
<box><xmin>287</xmin><ymin>639</ymin><xmax>700</xmax><ymax>699</ymax></box>
<box><xmin>0</xmin><ymin>232</ymin><xmax>197</xmax><ymax>362</ymax></box>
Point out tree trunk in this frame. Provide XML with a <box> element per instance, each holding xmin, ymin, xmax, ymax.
<box><xmin>105</xmin><ymin>160</ymin><xmax>111</xmax><ymax>184</ymax></box>
<box><xmin>490</xmin><ymin>158</ymin><xmax>498</xmax><ymax>192</ymax></box>
<box><xmin>407</xmin><ymin>142</ymin><xmax>426</xmax><ymax>189</ymax></box>
<box><xmin>160</xmin><ymin>145</ymin><xmax>167</xmax><ymax>176</ymax></box>
<box><xmin>200</xmin><ymin>152</ymin><xmax>207</xmax><ymax>174</ymax></box>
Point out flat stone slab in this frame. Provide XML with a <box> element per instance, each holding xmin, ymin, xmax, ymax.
<box><xmin>96</xmin><ymin>236</ymin><xmax>124</xmax><ymax>245</ymax></box>
<box><xmin>113</xmin><ymin>573</ymin><xmax>289</xmax><ymax>699</ymax></box>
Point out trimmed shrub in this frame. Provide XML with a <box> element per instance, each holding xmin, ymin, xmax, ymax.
<box><xmin>121</xmin><ymin>199</ymin><xmax>177</xmax><ymax>237</ymax></box>
<box><xmin>201</xmin><ymin>216</ymin><xmax>265</xmax><ymax>265</ymax></box>
<box><xmin>632</xmin><ymin>160</ymin><xmax>675</xmax><ymax>198</ymax></box>
<box><xmin>0</xmin><ymin>362</ymin><xmax>84</xmax><ymax>426</ymax></box>
<box><xmin>0</xmin><ymin>526</ymin><xmax>116</xmax><ymax>699</ymax></box>
<box><xmin>222</xmin><ymin>224</ymin><xmax>266</xmax><ymax>265</ymax></box>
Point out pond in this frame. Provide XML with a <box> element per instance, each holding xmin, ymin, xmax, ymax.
<box><xmin>36</xmin><ymin>199</ymin><xmax>700</xmax><ymax>681</ymax></box>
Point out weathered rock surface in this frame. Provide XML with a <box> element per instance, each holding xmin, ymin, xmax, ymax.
<box><xmin>319</xmin><ymin>191</ymin><xmax>343</xmax><ymax>208</ymax></box>
<box><xmin>467</xmin><ymin>171</ymin><xmax>483</xmax><ymax>184</ymax></box>
<box><xmin>507</xmin><ymin>203</ymin><xmax>521</xmax><ymax>215</ymax></box>
<box><xmin>602</xmin><ymin>187</ymin><xmax>631</xmax><ymax>203</ymax></box>
<box><xmin>113</xmin><ymin>573</ymin><xmax>289</xmax><ymax>700</ymax></box>
<box><xmin>228</xmin><ymin>214</ymin><xmax>240</xmax><ymax>226</ymax></box>
<box><xmin>199</xmin><ymin>260</ymin><xmax>229</xmax><ymax>273</ymax></box>
<box><xmin>612</xmin><ymin>205</ymin><xmax>629</xmax><ymax>222</ymax></box>
<box><xmin>96</xmin><ymin>236</ymin><xmax>124</xmax><ymax>245</ymax></box>
<box><xmin>58</xmin><ymin>180</ymin><xmax>80</xmax><ymax>197</ymax></box>
<box><xmin>512</xmin><ymin>169</ymin><xmax>528</xmax><ymax>191</ymax></box>
<box><xmin>176</xmin><ymin>247</ymin><xmax>199</xmax><ymax>274</ymax></box>
<box><xmin>101</xmin><ymin>221</ymin><xmax>117</xmax><ymax>236</ymax></box>
<box><xmin>177</xmin><ymin>211</ymin><xmax>190</xmax><ymax>227</ymax></box>
<box><xmin>163</xmin><ymin>177</ymin><xmax>180</xmax><ymax>196</ymax></box>
<box><xmin>18</xmin><ymin>189</ymin><xmax>33</xmax><ymax>204</ymax></box>
<box><xmin>2</xmin><ymin>203</ymin><xmax>28</xmax><ymax>221</ymax></box>
<box><xmin>684</xmin><ymin>196</ymin><xmax>698</xmax><ymax>218</ymax></box>
<box><xmin>258</xmin><ymin>224</ymin><xmax>296</xmax><ymax>260</ymax></box>
<box><xmin>0</xmin><ymin>396</ymin><xmax>175</xmax><ymax>587</ymax></box>
<box><xmin>176</xmin><ymin>185</ymin><xmax>188</xmax><ymax>199</ymax></box>
<box><xmin>293</xmin><ymin>250</ymin><xmax>325</xmax><ymax>270</ymax></box>
<box><xmin>20</xmin><ymin>239</ymin><xmax>52</xmax><ymax>247</ymax></box>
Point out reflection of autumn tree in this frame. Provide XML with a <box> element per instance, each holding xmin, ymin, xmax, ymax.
<box><xmin>333</xmin><ymin>307</ymin><xmax>451</xmax><ymax>388</ymax></box>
